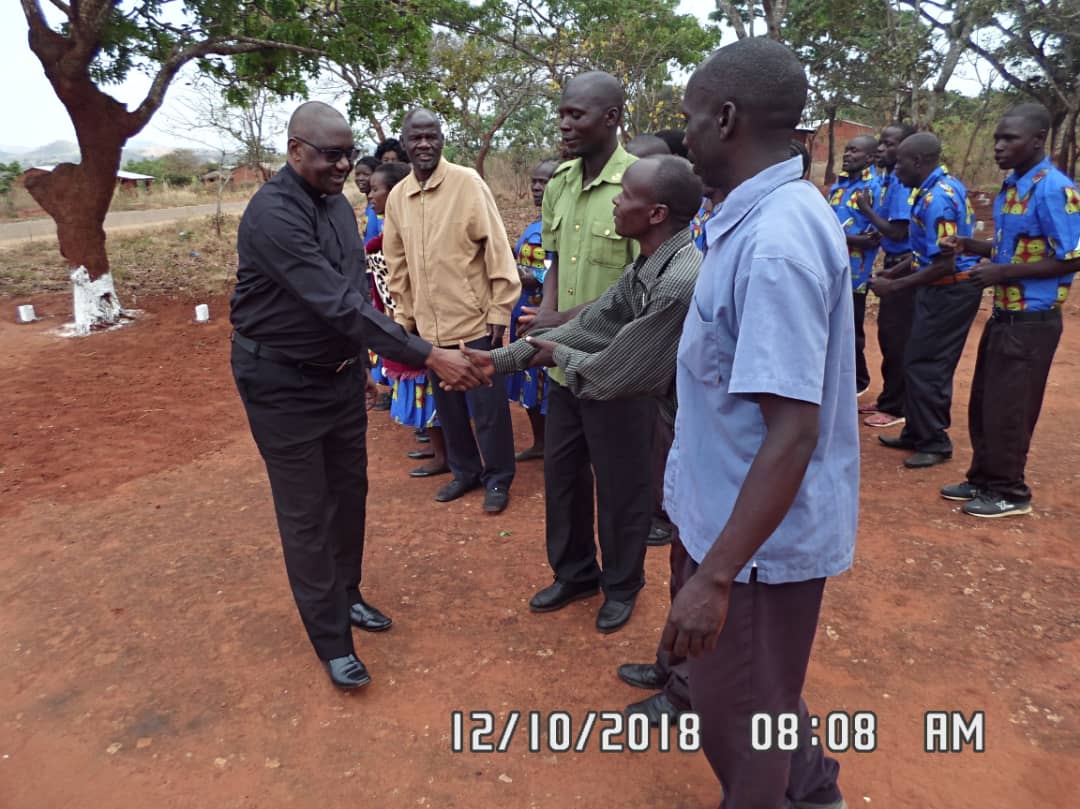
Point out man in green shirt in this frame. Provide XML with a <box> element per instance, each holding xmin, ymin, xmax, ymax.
<box><xmin>516</xmin><ymin>71</ymin><xmax>648</xmax><ymax>634</ymax></box>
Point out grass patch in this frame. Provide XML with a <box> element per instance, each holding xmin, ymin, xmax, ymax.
<box><xmin>0</xmin><ymin>215</ymin><xmax>241</xmax><ymax>299</ymax></box>
<box><xmin>0</xmin><ymin>203</ymin><xmax>545</xmax><ymax>300</ymax></box>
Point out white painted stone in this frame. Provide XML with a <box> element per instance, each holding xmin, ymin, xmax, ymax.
<box><xmin>17</xmin><ymin>305</ymin><xmax>36</xmax><ymax>323</ymax></box>
<box><xmin>194</xmin><ymin>303</ymin><xmax>210</xmax><ymax>322</ymax></box>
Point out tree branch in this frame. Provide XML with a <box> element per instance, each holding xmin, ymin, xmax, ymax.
<box><xmin>129</xmin><ymin>37</ymin><xmax>325</xmax><ymax>134</ymax></box>
<box><xmin>715</xmin><ymin>0</ymin><xmax>748</xmax><ymax>39</ymax></box>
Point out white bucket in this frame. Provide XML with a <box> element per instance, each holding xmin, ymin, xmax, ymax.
<box><xmin>17</xmin><ymin>304</ymin><xmax>36</xmax><ymax>323</ymax></box>
<box><xmin>194</xmin><ymin>303</ymin><xmax>210</xmax><ymax>323</ymax></box>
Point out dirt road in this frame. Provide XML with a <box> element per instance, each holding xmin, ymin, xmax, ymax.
<box><xmin>0</xmin><ymin>201</ymin><xmax>249</xmax><ymax>245</ymax></box>
<box><xmin>0</xmin><ymin>291</ymin><xmax>1076</xmax><ymax>809</ymax></box>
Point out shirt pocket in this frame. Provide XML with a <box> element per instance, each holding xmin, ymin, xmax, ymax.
<box><xmin>678</xmin><ymin>299</ymin><xmax>724</xmax><ymax>385</ymax></box>
<box><xmin>589</xmin><ymin>221</ymin><xmax>630</xmax><ymax>268</ymax></box>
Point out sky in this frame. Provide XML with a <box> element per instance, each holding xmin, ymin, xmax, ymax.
<box><xmin>0</xmin><ymin>1</ymin><xmax>979</xmax><ymax>153</ymax></box>
<box><xmin>0</xmin><ymin>0</ymin><xmax>722</xmax><ymax>152</ymax></box>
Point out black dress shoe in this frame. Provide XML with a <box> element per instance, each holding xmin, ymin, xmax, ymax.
<box><xmin>409</xmin><ymin>463</ymin><xmax>450</xmax><ymax>478</ymax></box>
<box><xmin>647</xmin><ymin>522</ymin><xmax>673</xmax><ymax>547</ymax></box>
<box><xmin>407</xmin><ymin>449</ymin><xmax>434</xmax><ymax>459</ymax></box>
<box><xmin>617</xmin><ymin>662</ymin><xmax>666</xmax><ymax>690</ymax></box>
<box><xmin>596</xmin><ymin>596</ymin><xmax>636</xmax><ymax>633</ymax></box>
<box><xmin>904</xmin><ymin>451</ymin><xmax>950</xmax><ymax>468</ymax></box>
<box><xmin>529</xmin><ymin>580</ymin><xmax>600</xmax><ymax>613</ymax></box>
<box><xmin>878</xmin><ymin>434</ymin><xmax>915</xmax><ymax>450</ymax></box>
<box><xmin>323</xmin><ymin>654</ymin><xmax>371</xmax><ymax>689</ymax></box>
<box><xmin>483</xmin><ymin>486</ymin><xmax>510</xmax><ymax>514</ymax></box>
<box><xmin>349</xmin><ymin>597</ymin><xmax>393</xmax><ymax>632</ymax></box>
<box><xmin>434</xmin><ymin>478</ymin><xmax>480</xmax><ymax>502</ymax></box>
<box><xmin>625</xmin><ymin>692</ymin><xmax>680</xmax><ymax>727</ymax></box>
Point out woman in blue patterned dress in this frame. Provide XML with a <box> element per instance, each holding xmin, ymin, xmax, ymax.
<box><xmin>507</xmin><ymin>158</ymin><xmax>560</xmax><ymax>460</ymax></box>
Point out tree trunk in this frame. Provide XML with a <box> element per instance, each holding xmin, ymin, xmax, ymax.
<box><xmin>823</xmin><ymin>105</ymin><xmax>838</xmax><ymax>185</ymax></box>
<box><xmin>23</xmin><ymin>87</ymin><xmax>127</xmax><ymax>279</ymax></box>
<box><xmin>1056</xmin><ymin>105</ymin><xmax>1078</xmax><ymax>176</ymax></box>
<box><xmin>959</xmin><ymin>87</ymin><xmax>996</xmax><ymax>179</ymax></box>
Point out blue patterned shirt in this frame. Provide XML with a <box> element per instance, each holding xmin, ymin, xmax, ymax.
<box><xmin>909</xmin><ymin>166</ymin><xmax>977</xmax><ymax>274</ymax></box>
<box><xmin>991</xmin><ymin>157</ymin><xmax>1080</xmax><ymax>312</ymax></box>
<box><xmin>829</xmin><ymin>166</ymin><xmax>882</xmax><ymax>291</ymax></box>
<box><xmin>875</xmin><ymin>169</ymin><xmax>914</xmax><ymax>255</ymax></box>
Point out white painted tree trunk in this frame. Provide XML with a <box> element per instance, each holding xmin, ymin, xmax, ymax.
<box><xmin>68</xmin><ymin>267</ymin><xmax>126</xmax><ymax>335</ymax></box>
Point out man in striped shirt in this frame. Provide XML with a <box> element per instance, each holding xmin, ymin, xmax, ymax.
<box><xmin>455</xmin><ymin>155</ymin><xmax>703</xmax><ymax>648</ymax></box>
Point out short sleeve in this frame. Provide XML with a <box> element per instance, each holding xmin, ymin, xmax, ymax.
<box><xmin>541</xmin><ymin>178</ymin><xmax>561</xmax><ymax>253</ymax></box>
<box><xmin>923</xmin><ymin>193</ymin><xmax>960</xmax><ymax>261</ymax></box>
<box><xmin>1037</xmin><ymin>179</ymin><xmax>1080</xmax><ymax>261</ymax></box>
<box><xmin>887</xmin><ymin>182</ymin><xmax>912</xmax><ymax>222</ymax></box>
<box><xmin>729</xmin><ymin>257</ymin><xmax>830</xmax><ymax>405</ymax></box>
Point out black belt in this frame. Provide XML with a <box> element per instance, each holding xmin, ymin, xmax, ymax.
<box><xmin>231</xmin><ymin>331</ymin><xmax>361</xmax><ymax>374</ymax></box>
<box><xmin>990</xmin><ymin>308</ymin><xmax>1061</xmax><ymax>323</ymax></box>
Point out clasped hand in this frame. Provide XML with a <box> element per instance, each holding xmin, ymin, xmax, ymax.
<box><xmin>436</xmin><ymin>335</ymin><xmax>562</xmax><ymax>392</ymax></box>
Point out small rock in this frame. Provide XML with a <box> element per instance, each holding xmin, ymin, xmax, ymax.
<box><xmin>265</xmin><ymin>758</ymin><xmax>281</xmax><ymax>769</ymax></box>
<box><xmin>498</xmin><ymin>774</ymin><xmax>513</xmax><ymax>783</ymax></box>
<box><xmin>214</xmin><ymin>757</ymin><xmax>228</xmax><ymax>768</ymax></box>
<box><xmin>136</xmin><ymin>738</ymin><xmax>153</xmax><ymax>749</ymax></box>
<box><xmin>106</xmin><ymin>743</ymin><xmax>122</xmax><ymax>755</ymax></box>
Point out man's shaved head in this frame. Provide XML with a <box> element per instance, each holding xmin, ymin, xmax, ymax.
<box><xmin>882</xmin><ymin>121</ymin><xmax>917</xmax><ymax>142</ymax></box>
<box><xmin>626</xmin><ymin>134</ymin><xmax>671</xmax><ymax>158</ymax></box>
<box><xmin>562</xmin><ymin>71</ymin><xmax>625</xmax><ymax>114</ymax></box>
<box><xmin>1001</xmin><ymin>102</ymin><xmax>1052</xmax><ymax>135</ymax></box>
<box><xmin>894</xmin><ymin>132</ymin><xmax>942</xmax><ymax>187</ymax></box>
<box><xmin>286</xmin><ymin>101</ymin><xmax>355</xmax><ymax>196</ymax></box>
<box><xmin>288</xmin><ymin>101</ymin><xmax>350</xmax><ymax>141</ymax></box>
<box><xmin>898</xmin><ymin>132</ymin><xmax>941</xmax><ymax>162</ymax></box>
<box><xmin>850</xmin><ymin>135</ymin><xmax>878</xmax><ymax>153</ymax></box>
<box><xmin>645</xmin><ymin>156</ymin><xmax>704</xmax><ymax>226</ymax></box>
<box><xmin>690</xmin><ymin>38</ymin><xmax>808</xmax><ymax>131</ymax></box>
<box><xmin>401</xmin><ymin>107</ymin><xmax>442</xmax><ymax>137</ymax></box>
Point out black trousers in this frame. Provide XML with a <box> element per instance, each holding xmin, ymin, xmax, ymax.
<box><xmin>853</xmin><ymin>290</ymin><xmax>870</xmax><ymax>392</ymax></box>
<box><xmin>680</xmin><ymin>555</ymin><xmax>842</xmax><ymax>809</ymax></box>
<box><xmin>544</xmin><ymin>381</ymin><xmax>654</xmax><ymax>601</ymax></box>
<box><xmin>651</xmin><ymin>407</ymin><xmax>675</xmax><ymax>525</ymax></box>
<box><xmin>652</xmin><ymin>538</ymin><xmax>691</xmax><ymax>711</ymax></box>
<box><xmin>899</xmin><ymin>282</ymin><xmax>982</xmax><ymax>455</ymax></box>
<box><xmin>428</xmin><ymin>336</ymin><xmax>516</xmax><ymax>490</ymax></box>
<box><xmin>875</xmin><ymin>252</ymin><xmax>916</xmax><ymax>415</ymax></box>
<box><xmin>231</xmin><ymin>343</ymin><xmax>369</xmax><ymax>661</ymax></box>
<box><xmin>966</xmin><ymin>309</ymin><xmax>1063</xmax><ymax>501</ymax></box>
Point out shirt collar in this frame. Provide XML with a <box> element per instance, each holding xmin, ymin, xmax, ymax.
<box><xmin>1003</xmin><ymin>156</ymin><xmax>1052</xmax><ymax>198</ymax></box>
<box><xmin>706</xmin><ymin>156</ymin><xmax>803</xmax><ymax>248</ymax></box>
<box><xmin>562</xmin><ymin>144</ymin><xmax>635</xmax><ymax>191</ymax></box>
<box><xmin>403</xmin><ymin>157</ymin><xmax>449</xmax><ymax>196</ymax></box>
<box><xmin>917</xmin><ymin>164</ymin><xmax>948</xmax><ymax>196</ymax></box>
<box><xmin>635</xmin><ymin>227</ymin><xmax>693</xmax><ymax>281</ymax></box>
<box><xmin>837</xmin><ymin>165</ymin><xmax>877</xmax><ymax>183</ymax></box>
<box><xmin>282</xmin><ymin>163</ymin><xmax>327</xmax><ymax>203</ymax></box>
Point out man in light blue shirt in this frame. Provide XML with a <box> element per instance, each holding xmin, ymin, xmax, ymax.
<box><xmin>663</xmin><ymin>38</ymin><xmax>858</xmax><ymax>809</ymax></box>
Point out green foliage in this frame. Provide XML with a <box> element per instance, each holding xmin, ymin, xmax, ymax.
<box><xmin>0</xmin><ymin>161</ymin><xmax>23</xmax><ymax>196</ymax></box>
<box><xmin>125</xmin><ymin>150</ymin><xmax>210</xmax><ymax>184</ymax></box>
<box><xmin>476</xmin><ymin>0</ymin><xmax>720</xmax><ymax>135</ymax></box>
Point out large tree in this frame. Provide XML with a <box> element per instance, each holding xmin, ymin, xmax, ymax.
<box><xmin>20</xmin><ymin>0</ymin><xmax>324</xmax><ymax>288</ymax></box>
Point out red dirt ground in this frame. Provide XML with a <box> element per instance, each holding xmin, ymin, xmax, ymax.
<box><xmin>0</xmin><ymin>291</ymin><xmax>1077</xmax><ymax>809</ymax></box>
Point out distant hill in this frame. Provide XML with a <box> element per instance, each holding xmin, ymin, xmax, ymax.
<box><xmin>0</xmin><ymin>139</ymin><xmax>216</xmax><ymax>168</ymax></box>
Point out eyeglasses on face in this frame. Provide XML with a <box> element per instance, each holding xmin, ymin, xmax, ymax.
<box><xmin>292</xmin><ymin>136</ymin><xmax>360</xmax><ymax>165</ymax></box>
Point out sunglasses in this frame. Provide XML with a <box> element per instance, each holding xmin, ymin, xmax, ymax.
<box><xmin>293</xmin><ymin>136</ymin><xmax>360</xmax><ymax>165</ymax></box>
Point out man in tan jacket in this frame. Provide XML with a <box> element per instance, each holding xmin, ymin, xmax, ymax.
<box><xmin>383</xmin><ymin>108</ymin><xmax>521</xmax><ymax>513</ymax></box>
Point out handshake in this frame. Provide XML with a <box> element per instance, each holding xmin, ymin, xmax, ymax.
<box><xmin>424</xmin><ymin>335</ymin><xmax>560</xmax><ymax>393</ymax></box>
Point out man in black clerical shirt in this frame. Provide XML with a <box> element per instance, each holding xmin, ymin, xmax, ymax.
<box><xmin>230</xmin><ymin>101</ymin><xmax>486</xmax><ymax>689</ymax></box>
